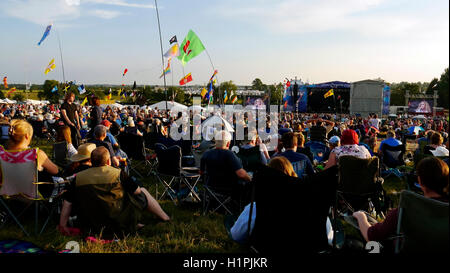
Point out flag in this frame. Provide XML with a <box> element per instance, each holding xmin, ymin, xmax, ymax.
<box><xmin>118</xmin><ymin>88</ymin><xmax>122</xmax><ymax>96</ymax></box>
<box><xmin>324</xmin><ymin>89</ymin><xmax>334</xmax><ymax>99</ymax></box>
<box><xmin>205</xmin><ymin>82</ymin><xmax>213</xmax><ymax>100</ymax></box>
<box><xmin>26</xmin><ymin>82</ymin><xmax>31</xmax><ymax>90</ymax></box>
<box><xmin>123</xmin><ymin>68</ymin><xmax>128</xmax><ymax>76</ymax></box>
<box><xmin>169</xmin><ymin>35</ymin><xmax>177</xmax><ymax>44</ymax></box>
<box><xmin>81</xmin><ymin>96</ymin><xmax>88</xmax><ymax>106</ymax></box>
<box><xmin>7</xmin><ymin>87</ymin><xmax>16</xmax><ymax>96</ymax></box>
<box><xmin>3</xmin><ymin>77</ymin><xmax>7</xmax><ymax>89</ymax></box>
<box><xmin>77</xmin><ymin>84</ymin><xmax>86</xmax><ymax>94</ymax></box>
<box><xmin>107</xmin><ymin>93</ymin><xmax>112</xmax><ymax>100</ymax></box>
<box><xmin>45</xmin><ymin>59</ymin><xmax>56</xmax><ymax>75</ymax></box>
<box><xmin>163</xmin><ymin>44</ymin><xmax>180</xmax><ymax>58</ymax></box>
<box><xmin>37</xmin><ymin>24</ymin><xmax>52</xmax><ymax>46</ymax></box>
<box><xmin>231</xmin><ymin>95</ymin><xmax>238</xmax><ymax>104</ymax></box>
<box><xmin>63</xmin><ymin>84</ymin><xmax>69</xmax><ymax>92</ymax></box>
<box><xmin>223</xmin><ymin>90</ymin><xmax>228</xmax><ymax>103</ymax></box>
<box><xmin>51</xmin><ymin>86</ymin><xmax>58</xmax><ymax>93</ymax></box>
<box><xmin>177</xmin><ymin>30</ymin><xmax>205</xmax><ymax>66</ymax></box>
<box><xmin>209</xmin><ymin>95</ymin><xmax>213</xmax><ymax>104</ymax></box>
<box><xmin>200</xmin><ymin>88</ymin><xmax>207</xmax><ymax>98</ymax></box>
<box><xmin>209</xmin><ymin>70</ymin><xmax>218</xmax><ymax>82</ymax></box>
<box><xmin>179</xmin><ymin>73</ymin><xmax>193</xmax><ymax>86</ymax></box>
<box><xmin>160</xmin><ymin>58</ymin><xmax>171</xmax><ymax>78</ymax></box>
<box><xmin>284</xmin><ymin>100</ymin><xmax>288</xmax><ymax>108</ymax></box>
<box><xmin>286</xmin><ymin>80</ymin><xmax>291</xmax><ymax>88</ymax></box>
<box><xmin>122</xmin><ymin>91</ymin><xmax>127</xmax><ymax>99</ymax></box>
<box><xmin>132</xmin><ymin>81</ymin><xmax>136</xmax><ymax>90</ymax></box>
<box><xmin>337</xmin><ymin>95</ymin><xmax>341</xmax><ymax>100</ymax></box>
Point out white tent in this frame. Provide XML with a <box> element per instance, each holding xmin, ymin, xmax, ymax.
<box><xmin>149</xmin><ymin>101</ymin><xmax>187</xmax><ymax>111</ymax></box>
<box><xmin>100</xmin><ymin>103</ymin><xmax>124</xmax><ymax>110</ymax></box>
<box><xmin>25</xmin><ymin>99</ymin><xmax>48</xmax><ymax>105</ymax></box>
<box><xmin>3</xmin><ymin>98</ymin><xmax>16</xmax><ymax>104</ymax></box>
<box><xmin>202</xmin><ymin>114</ymin><xmax>235</xmax><ymax>133</ymax></box>
<box><xmin>189</xmin><ymin>105</ymin><xmax>206</xmax><ymax>111</ymax></box>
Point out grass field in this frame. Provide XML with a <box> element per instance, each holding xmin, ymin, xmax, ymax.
<box><xmin>0</xmin><ymin>141</ymin><xmax>408</xmax><ymax>253</ymax></box>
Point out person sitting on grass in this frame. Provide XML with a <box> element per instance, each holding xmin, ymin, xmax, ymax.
<box><xmin>58</xmin><ymin>146</ymin><xmax>170</xmax><ymax>238</ymax></box>
<box><xmin>352</xmin><ymin>156</ymin><xmax>449</xmax><ymax>250</ymax></box>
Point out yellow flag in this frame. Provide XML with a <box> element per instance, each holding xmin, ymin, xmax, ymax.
<box><xmin>200</xmin><ymin>88</ymin><xmax>207</xmax><ymax>98</ymax></box>
<box><xmin>107</xmin><ymin>93</ymin><xmax>112</xmax><ymax>100</ymax></box>
<box><xmin>45</xmin><ymin>59</ymin><xmax>56</xmax><ymax>75</ymax></box>
<box><xmin>81</xmin><ymin>97</ymin><xmax>88</xmax><ymax>106</ymax></box>
<box><xmin>118</xmin><ymin>88</ymin><xmax>122</xmax><ymax>96</ymax></box>
<box><xmin>324</xmin><ymin>89</ymin><xmax>334</xmax><ymax>98</ymax></box>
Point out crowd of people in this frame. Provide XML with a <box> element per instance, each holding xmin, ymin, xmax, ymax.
<box><xmin>0</xmin><ymin>94</ymin><xmax>448</xmax><ymax>252</ymax></box>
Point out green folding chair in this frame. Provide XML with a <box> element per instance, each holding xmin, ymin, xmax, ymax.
<box><xmin>395</xmin><ymin>190</ymin><xmax>449</xmax><ymax>254</ymax></box>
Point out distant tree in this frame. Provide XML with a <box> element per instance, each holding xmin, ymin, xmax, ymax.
<box><xmin>252</xmin><ymin>78</ymin><xmax>266</xmax><ymax>91</ymax></box>
<box><xmin>220</xmin><ymin>81</ymin><xmax>237</xmax><ymax>104</ymax></box>
<box><xmin>389</xmin><ymin>82</ymin><xmax>422</xmax><ymax>106</ymax></box>
<box><xmin>0</xmin><ymin>91</ymin><xmax>5</xmax><ymax>99</ymax></box>
<box><xmin>437</xmin><ymin>68</ymin><xmax>449</xmax><ymax>109</ymax></box>
<box><xmin>269</xmin><ymin>83</ymin><xmax>284</xmax><ymax>105</ymax></box>
<box><xmin>39</xmin><ymin>80</ymin><xmax>61</xmax><ymax>104</ymax></box>
<box><xmin>13</xmin><ymin>93</ymin><xmax>25</xmax><ymax>102</ymax></box>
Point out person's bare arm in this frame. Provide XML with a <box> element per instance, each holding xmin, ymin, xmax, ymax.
<box><xmin>74</xmin><ymin>110</ymin><xmax>81</xmax><ymax>129</ymax></box>
<box><xmin>353</xmin><ymin>211</ymin><xmax>372</xmax><ymax>242</ymax></box>
<box><xmin>235</xmin><ymin>168</ymin><xmax>251</xmax><ymax>182</ymax></box>
<box><xmin>324</xmin><ymin>152</ymin><xmax>337</xmax><ymax>170</ymax></box>
<box><xmin>39</xmin><ymin>150</ymin><xmax>59</xmax><ymax>175</ymax></box>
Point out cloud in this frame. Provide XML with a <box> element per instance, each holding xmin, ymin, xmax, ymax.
<box><xmin>84</xmin><ymin>0</ymin><xmax>155</xmax><ymax>9</ymax></box>
<box><xmin>89</xmin><ymin>9</ymin><xmax>122</xmax><ymax>19</ymax></box>
<box><xmin>217</xmin><ymin>0</ymin><xmax>444</xmax><ymax>37</ymax></box>
<box><xmin>0</xmin><ymin>0</ymin><xmax>153</xmax><ymax>25</ymax></box>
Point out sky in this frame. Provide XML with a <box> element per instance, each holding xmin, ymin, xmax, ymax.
<box><xmin>0</xmin><ymin>0</ymin><xmax>448</xmax><ymax>86</ymax></box>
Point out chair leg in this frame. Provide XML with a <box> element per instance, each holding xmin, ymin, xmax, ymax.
<box><xmin>0</xmin><ymin>198</ymin><xmax>30</xmax><ymax>237</ymax></box>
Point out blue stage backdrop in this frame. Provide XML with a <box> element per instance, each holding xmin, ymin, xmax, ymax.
<box><xmin>382</xmin><ymin>85</ymin><xmax>390</xmax><ymax>115</ymax></box>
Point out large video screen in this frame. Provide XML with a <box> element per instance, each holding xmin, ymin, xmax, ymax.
<box><xmin>408</xmin><ymin>99</ymin><xmax>433</xmax><ymax>114</ymax></box>
<box><xmin>244</xmin><ymin>96</ymin><xmax>266</xmax><ymax>109</ymax></box>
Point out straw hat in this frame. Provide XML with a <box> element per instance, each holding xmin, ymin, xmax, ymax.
<box><xmin>70</xmin><ymin>143</ymin><xmax>96</xmax><ymax>162</ymax></box>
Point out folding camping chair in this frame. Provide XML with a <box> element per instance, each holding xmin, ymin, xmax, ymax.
<box><xmin>154</xmin><ymin>144</ymin><xmax>201</xmax><ymax>204</ymax></box>
<box><xmin>201</xmin><ymin>172</ymin><xmax>237</xmax><ymax>215</ymax></box>
<box><xmin>334</xmin><ymin>155</ymin><xmax>388</xmax><ymax>218</ymax></box>
<box><xmin>0</xmin><ymin>124</ymin><xmax>10</xmax><ymax>146</ymax></box>
<box><xmin>305</xmin><ymin>141</ymin><xmax>330</xmax><ymax>163</ymax></box>
<box><xmin>0</xmin><ymin>146</ymin><xmax>67</xmax><ymax>236</ymax></box>
<box><xmin>236</xmin><ymin>145</ymin><xmax>263</xmax><ymax>173</ymax></box>
<box><xmin>394</xmin><ymin>190</ymin><xmax>449</xmax><ymax>254</ymax></box>
<box><xmin>248</xmin><ymin>165</ymin><xmax>338</xmax><ymax>253</ymax></box>
<box><xmin>117</xmin><ymin>132</ymin><xmax>153</xmax><ymax>178</ymax></box>
<box><xmin>52</xmin><ymin>141</ymin><xmax>69</xmax><ymax>168</ymax></box>
<box><xmin>380</xmin><ymin>143</ymin><xmax>405</xmax><ymax>169</ymax></box>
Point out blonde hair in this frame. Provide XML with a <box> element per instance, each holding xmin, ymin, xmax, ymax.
<box><xmin>9</xmin><ymin>119</ymin><xmax>33</xmax><ymax>145</ymax></box>
<box><xmin>268</xmin><ymin>156</ymin><xmax>298</xmax><ymax>177</ymax></box>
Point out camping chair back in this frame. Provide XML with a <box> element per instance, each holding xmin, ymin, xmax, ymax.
<box><xmin>236</xmin><ymin>146</ymin><xmax>262</xmax><ymax>172</ymax></box>
<box><xmin>0</xmin><ymin>124</ymin><xmax>9</xmax><ymax>145</ymax></box>
<box><xmin>381</xmin><ymin>144</ymin><xmax>405</xmax><ymax>168</ymax></box>
<box><xmin>117</xmin><ymin>132</ymin><xmax>146</xmax><ymax>160</ymax></box>
<box><xmin>154</xmin><ymin>143</ymin><xmax>182</xmax><ymax>176</ymax></box>
<box><xmin>250</xmin><ymin>165</ymin><xmax>338</xmax><ymax>253</ymax></box>
<box><xmin>0</xmin><ymin>146</ymin><xmax>40</xmax><ymax>199</ymax></box>
<box><xmin>305</xmin><ymin>141</ymin><xmax>330</xmax><ymax>163</ymax></box>
<box><xmin>53</xmin><ymin>141</ymin><xmax>68</xmax><ymax>165</ymax></box>
<box><xmin>395</xmin><ymin>190</ymin><xmax>449</xmax><ymax>254</ymax></box>
<box><xmin>338</xmin><ymin>156</ymin><xmax>379</xmax><ymax>195</ymax></box>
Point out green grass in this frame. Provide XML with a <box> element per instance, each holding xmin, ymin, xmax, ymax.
<box><xmin>1</xmin><ymin>141</ymin><xmax>409</xmax><ymax>253</ymax></box>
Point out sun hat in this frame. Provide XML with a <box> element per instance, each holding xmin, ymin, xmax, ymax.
<box><xmin>70</xmin><ymin>143</ymin><xmax>96</xmax><ymax>162</ymax></box>
<box><xmin>329</xmin><ymin>136</ymin><xmax>340</xmax><ymax>145</ymax></box>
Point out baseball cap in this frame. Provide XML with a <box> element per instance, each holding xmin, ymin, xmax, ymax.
<box><xmin>329</xmin><ymin>136</ymin><xmax>340</xmax><ymax>144</ymax></box>
<box><xmin>101</xmin><ymin>119</ymin><xmax>112</xmax><ymax>127</ymax></box>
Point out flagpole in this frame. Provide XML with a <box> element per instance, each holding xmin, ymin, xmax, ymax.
<box><xmin>204</xmin><ymin>49</ymin><xmax>221</xmax><ymax>106</ymax></box>
<box><xmin>55</xmin><ymin>25</ymin><xmax>66</xmax><ymax>84</ymax></box>
<box><xmin>154</xmin><ymin>0</ymin><xmax>168</xmax><ymax>110</ymax></box>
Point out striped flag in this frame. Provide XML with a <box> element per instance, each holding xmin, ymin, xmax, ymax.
<box><xmin>45</xmin><ymin>59</ymin><xmax>56</xmax><ymax>75</ymax></box>
<box><xmin>223</xmin><ymin>90</ymin><xmax>228</xmax><ymax>103</ymax></box>
<box><xmin>231</xmin><ymin>96</ymin><xmax>238</xmax><ymax>104</ymax></box>
<box><xmin>200</xmin><ymin>88</ymin><xmax>207</xmax><ymax>98</ymax></box>
<box><xmin>179</xmin><ymin>73</ymin><xmax>193</xmax><ymax>86</ymax></box>
<box><xmin>160</xmin><ymin>58</ymin><xmax>171</xmax><ymax>78</ymax></box>
<box><xmin>77</xmin><ymin>84</ymin><xmax>86</xmax><ymax>94</ymax></box>
<box><xmin>3</xmin><ymin>77</ymin><xmax>7</xmax><ymax>89</ymax></box>
<box><xmin>7</xmin><ymin>87</ymin><xmax>16</xmax><ymax>96</ymax></box>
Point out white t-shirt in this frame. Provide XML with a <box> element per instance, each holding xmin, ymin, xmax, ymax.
<box><xmin>369</xmin><ymin>118</ymin><xmax>381</xmax><ymax>129</ymax></box>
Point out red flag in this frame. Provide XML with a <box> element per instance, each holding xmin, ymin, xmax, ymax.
<box><xmin>123</xmin><ymin>68</ymin><xmax>128</xmax><ymax>76</ymax></box>
<box><xmin>179</xmin><ymin>73</ymin><xmax>193</xmax><ymax>85</ymax></box>
<box><xmin>286</xmin><ymin>81</ymin><xmax>291</xmax><ymax>88</ymax></box>
<box><xmin>3</xmin><ymin>77</ymin><xmax>7</xmax><ymax>89</ymax></box>
<box><xmin>7</xmin><ymin>87</ymin><xmax>16</xmax><ymax>95</ymax></box>
<box><xmin>284</xmin><ymin>100</ymin><xmax>288</xmax><ymax>108</ymax></box>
